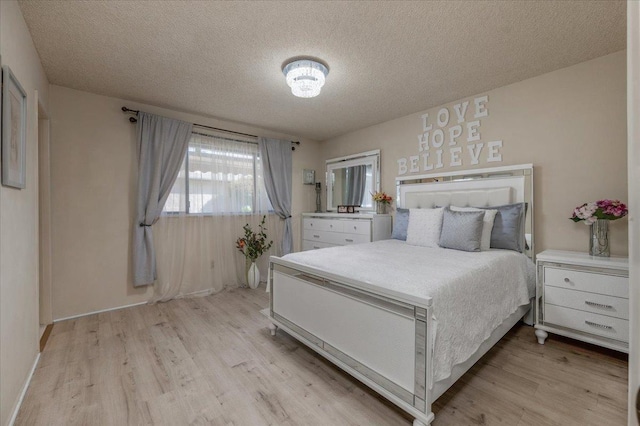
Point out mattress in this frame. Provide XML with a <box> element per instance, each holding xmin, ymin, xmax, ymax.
<box><xmin>281</xmin><ymin>239</ymin><xmax>535</xmax><ymax>382</ymax></box>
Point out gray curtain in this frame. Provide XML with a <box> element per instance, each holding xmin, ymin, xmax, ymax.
<box><xmin>345</xmin><ymin>165</ymin><xmax>367</xmax><ymax>206</ymax></box>
<box><xmin>259</xmin><ymin>137</ymin><xmax>293</xmax><ymax>254</ymax></box>
<box><xmin>133</xmin><ymin>112</ymin><xmax>193</xmax><ymax>286</ymax></box>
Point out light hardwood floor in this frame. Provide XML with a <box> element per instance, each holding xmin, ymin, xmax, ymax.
<box><xmin>16</xmin><ymin>285</ymin><xmax>628</xmax><ymax>425</ymax></box>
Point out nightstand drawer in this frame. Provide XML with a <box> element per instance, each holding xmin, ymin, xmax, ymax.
<box><xmin>544</xmin><ymin>267</ymin><xmax>628</xmax><ymax>298</ymax></box>
<box><xmin>545</xmin><ymin>286</ymin><xmax>628</xmax><ymax>320</ymax></box>
<box><xmin>544</xmin><ymin>304</ymin><xmax>629</xmax><ymax>343</ymax></box>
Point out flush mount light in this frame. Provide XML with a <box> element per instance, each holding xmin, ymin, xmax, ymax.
<box><xmin>282</xmin><ymin>59</ymin><xmax>329</xmax><ymax>98</ymax></box>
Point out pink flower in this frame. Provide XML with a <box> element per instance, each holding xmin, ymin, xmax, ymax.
<box><xmin>570</xmin><ymin>199</ymin><xmax>628</xmax><ymax>224</ymax></box>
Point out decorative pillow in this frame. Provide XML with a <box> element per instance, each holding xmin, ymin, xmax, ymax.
<box><xmin>439</xmin><ymin>208</ymin><xmax>484</xmax><ymax>252</ymax></box>
<box><xmin>450</xmin><ymin>206</ymin><xmax>498</xmax><ymax>251</ymax></box>
<box><xmin>391</xmin><ymin>208</ymin><xmax>410</xmax><ymax>240</ymax></box>
<box><xmin>480</xmin><ymin>202</ymin><xmax>526</xmax><ymax>252</ymax></box>
<box><xmin>406</xmin><ymin>208</ymin><xmax>444</xmax><ymax>248</ymax></box>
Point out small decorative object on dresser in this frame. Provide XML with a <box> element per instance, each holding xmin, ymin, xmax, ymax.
<box><xmin>301</xmin><ymin>212</ymin><xmax>391</xmax><ymax>251</ymax></box>
<box><xmin>236</xmin><ymin>216</ymin><xmax>273</xmax><ymax>289</ymax></box>
<box><xmin>314</xmin><ymin>182</ymin><xmax>322</xmax><ymax>213</ymax></box>
<box><xmin>535</xmin><ymin>250</ymin><xmax>629</xmax><ymax>352</ymax></box>
<box><xmin>570</xmin><ymin>199</ymin><xmax>628</xmax><ymax>257</ymax></box>
<box><xmin>372</xmin><ymin>191</ymin><xmax>392</xmax><ymax>214</ymax></box>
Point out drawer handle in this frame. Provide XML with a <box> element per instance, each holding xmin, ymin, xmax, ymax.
<box><xmin>584</xmin><ymin>320</ymin><xmax>613</xmax><ymax>330</ymax></box>
<box><xmin>564</xmin><ymin>278</ymin><xmax>570</xmax><ymax>283</ymax></box>
<box><xmin>345</xmin><ymin>238</ymin><xmax>354</xmax><ymax>242</ymax></box>
<box><xmin>585</xmin><ymin>301</ymin><xmax>614</xmax><ymax>310</ymax></box>
<box><xmin>313</xmin><ymin>234</ymin><xmax>320</xmax><ymax>238</ymax></box>
<box><xmin>330</xmin><ymin>224</ymin><xmax>333</xmax><ymax>228</ymax></box>
<box><xmin>313</xmin><ymin>246</ymin><xmax>320</xmax><ymax>249</ymax></box>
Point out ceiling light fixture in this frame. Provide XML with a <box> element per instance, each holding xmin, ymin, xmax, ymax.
<box><xmin>282</xmin><ymin>59</ymin><xmax>329</xmax><ymax>98</ymax></box>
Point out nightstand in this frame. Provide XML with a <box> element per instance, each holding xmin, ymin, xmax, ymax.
<box><xmin>534</xmin><ymin>250</ymin><xmax>629</xmax><ymax>353</ymax></box>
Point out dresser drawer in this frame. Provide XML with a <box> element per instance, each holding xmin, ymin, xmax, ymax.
<box><xmin>544</xmin><ymin>286</ymin><xmax>628</xmax><ymax>320</ymax></box>
<box><xmin>338</xmin><ymin>232</ymin><xmax>370</xmax><ymax>245</ymax></box>
<box><xmin>544</xmin><ymin>304</ymin><xmax>629</xmax><ymax>343</ymax></box>
<box><xmin>303</xmin><ymin>218</ymin><xmax>344</xmax><ymax>233</ymax></box>
<box><xmin>303</xmin><ymin>229</ymin><xmax>370</xmax><ymax>246</ymax></box>
<box><xmin>302</xmin><ymin>240</ymin><xmax>337</xmax><ymax>251</ymax></box>
<box><xmin>544</xmin><ymin>267</ymin><xmax>628</xmax><ymax>298</ymax></box>
<box><xmin>341</xmin><ymin>220</ymin><xmax>371</xmax><ymax>236</ymax></box>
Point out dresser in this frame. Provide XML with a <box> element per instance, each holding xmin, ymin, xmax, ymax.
<box><xmin>534</xmin><ymin>250</ymin><xmax>629</xmax><ymax>352</ymax></box>
<box><xmin>301</xmin><ymin>212</ymin><xmax>392</xmax><ymax>251</ymax></box>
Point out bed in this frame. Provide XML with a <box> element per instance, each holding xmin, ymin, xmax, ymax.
<box><xmin>266</xmin><ymin>164</ymin><xmax>535</xmax><ymax>426</ymax></box>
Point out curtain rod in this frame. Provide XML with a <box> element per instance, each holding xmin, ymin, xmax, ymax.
<box><xmin>121</xmin><ymin>107</ymin><xmax>300</xmax><ymax>150</ymax></box>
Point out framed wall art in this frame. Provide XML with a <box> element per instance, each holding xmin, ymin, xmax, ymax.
<box><xmin>2</xmin><ymin>65</ymin><xmax>27</xmax><ymax>189</ymax></box>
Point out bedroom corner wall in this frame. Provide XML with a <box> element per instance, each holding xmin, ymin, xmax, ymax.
<box><xmin>320</xmin><ymin>51</ymin><xmax>628</xmax><ymax>256</ymax></box>
<box><xmin>48</xmin><ymin>85</ymin><xmax>322</xmax><ymax>320</ymax></box>
<box><xmin>0</xmin><ymin>1</ymin><xmax>50</xmax><ymax>425</ymax></box>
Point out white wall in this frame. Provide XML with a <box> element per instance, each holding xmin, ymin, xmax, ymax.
<box><xmin>0</xmin><ymin>1</ymin><xmax>50</xmax><ymax>425</ymax></box>
<box><xmin>321</xmin><ymin>51</ymin><xmax>628</xmax><ymax>256</ymax></box>
<box><xmin>49</xmin><ymin>85</ymin><xmax>323</xmax><ymax>320</ymax></box>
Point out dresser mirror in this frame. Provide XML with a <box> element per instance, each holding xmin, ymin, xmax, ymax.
<box><xmin>326</xmin><ymin>150</ymin><xmax>380</xmax><ymax>212</ymax></box>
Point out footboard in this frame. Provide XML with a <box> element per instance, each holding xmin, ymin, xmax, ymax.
<box><xmin>268</xmin><ymin>258</ymin><xmax>435</xmax><ymax>426</ymax></box>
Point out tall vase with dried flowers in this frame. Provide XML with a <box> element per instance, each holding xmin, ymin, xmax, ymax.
<box><xmin>236</xmin><ymin>216</ymin><xmax>273</xmax><ymax>288</ymax></box>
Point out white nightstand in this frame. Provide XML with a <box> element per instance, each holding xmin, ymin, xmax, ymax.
<box><xmin>534</xmin><ymin>250</ymin><xmax>629</xmax><ymax>353</ymax></box>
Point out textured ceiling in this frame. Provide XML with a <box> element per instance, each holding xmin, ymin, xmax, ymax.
<box><xmin>19</xmin><ymin>1</ymin><xmax>626</xmax><ymax>141</ymax></box>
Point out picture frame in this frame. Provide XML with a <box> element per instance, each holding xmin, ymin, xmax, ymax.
<box><xmin>303</xmin><ymin>169</ymin><xmax>316</xmax><ymax>185</ymax></box>
<box><xmin>2</xmin><ymin>66</ymin><xmax>27</xmax><ymax>189</ymax></box>
<box><xmin>337</xmin><ymin>205</ymin><xmax>358</xmax><ymax>213</ymax></box>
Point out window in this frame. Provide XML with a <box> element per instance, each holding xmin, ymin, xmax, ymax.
<box><xmin>163</xmin><ymin>133</ymin><xmax>272</xmax><ymax>214</ymax></box>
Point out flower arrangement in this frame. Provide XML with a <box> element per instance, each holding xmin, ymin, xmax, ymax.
<box><xmin>570</xmin><ymin>199</ymin><xmax>628</xmax><ymax>225</ymax></box>
<box><xmin>236</xmin><ymin>215</ymin><xmax>273</xmax><ymax>261</ymax></box>
<box><xmin>372</xmin><ymin>191</ymin><xmax>393</xmax><ymax>205</ymax></box>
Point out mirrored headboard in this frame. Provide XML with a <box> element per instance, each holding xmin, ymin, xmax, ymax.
<box><xmin>396</xmin><ymin>164</ymin><xmax>534</xmax><ymax>259</ymax></box>
<box><xmin>326</xmin><ymin>150</ymin><xmax>380</xmax><ymax>212</ymax></box>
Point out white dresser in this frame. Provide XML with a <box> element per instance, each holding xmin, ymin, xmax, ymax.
<box><xmin>534</xmin><ymin>250</ymin><xmax>629</xmax><ymax>352</ymax></box>
<box><xmin>301</xmin><ymin>212</ymin><xmax>392</xmax><ymax>251</ymax></box>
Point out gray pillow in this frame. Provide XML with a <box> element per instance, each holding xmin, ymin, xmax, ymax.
<box><xmin>391</xmin><ymin>208</ymin><xmax>410</xmax><ymax>240</ymax></box>
<box><xmin>480</xmin><ymin>202</ymin><xmax>526</xmax><ymax>252</ymax></box>
<box><xmin>439</xmin><ymin>208</ymin><xmax>484</xmax><ymax>252</ymax></box>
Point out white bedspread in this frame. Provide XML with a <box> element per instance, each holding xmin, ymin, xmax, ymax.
<box><xmin>280</xmin><ymin>240</ymin><xmax>535</xmax><ymax>382</ymax></box>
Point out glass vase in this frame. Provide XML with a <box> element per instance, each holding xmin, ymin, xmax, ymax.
<box><xmin>376</xmin><ymin>202</ymin><xmax>386</xmax><ymax>214</ymax></box>
<box><xmin>589</xmin><ymin>219</ymin><xmax>610</xmax><ymax>257</ymax></box>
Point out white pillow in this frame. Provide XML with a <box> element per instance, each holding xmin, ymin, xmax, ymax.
<box><xmin>450</xmin><ymin>206</ymin><xmax>497</xmax><ymax>251</ymax></box>
<box><xmin>406</xmin><ymin>208</ymin><xmax>444</xmax><ymax>248</ymax></box>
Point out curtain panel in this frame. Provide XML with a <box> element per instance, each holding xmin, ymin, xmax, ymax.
<box><xmin>259</xmin><ymin>137</ymin><xmax>293</xmax><ymax>255</ymax></box>
<box><xmin>151</xmin><ymin>214</ymin><xmax>282</xmax><ymax>302</ymax></box>
<box><xmin>133</xmin><ymin>112</ymin><xmax>193</xmax><ymax>287</ymax></box>
<box><xmin>150</xmin><ymin>133</ymin><xmax>281</xmax><ymax>301</ymax></box>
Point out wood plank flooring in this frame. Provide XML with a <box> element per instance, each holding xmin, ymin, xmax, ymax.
<box><xmin>16</xmin><ymin>285</ymin><xmax>628</xmax><ymax>425</ymax></box>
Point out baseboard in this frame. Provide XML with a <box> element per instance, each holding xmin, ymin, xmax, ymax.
<box><xmin>53</xmin><ymin>301</ymin><xmax>148</xmax><ymax>323</ymax></box>
<box><xmin>53</xmin><ymin>289</ymin><xmax>217</xmax><ymax>323</ymax></box>
<box><xmin>39</xmin><ymin>324</ymin><xmax>54</xmax><ymax>352</ymax></box>
<box><xmin>8</xmin><ymin>352</ymin><xmax>40</xmax><ymax>426</ymax></box>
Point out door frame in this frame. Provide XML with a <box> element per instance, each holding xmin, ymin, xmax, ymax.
<box><xmin>37</xmin><ymin>93</ymin><xmax>53</xmax><ymax>330</ymax></box>
<box><xmin>627</xmin><ymin>2</ymin><xmax>640</xmax><ymax>424</ymax></box>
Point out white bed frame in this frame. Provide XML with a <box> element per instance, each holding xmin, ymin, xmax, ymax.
<box><xmin>267</xmin><ymin>164</ymin><xmax>534</xmax><ymax>426</ymax></box>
